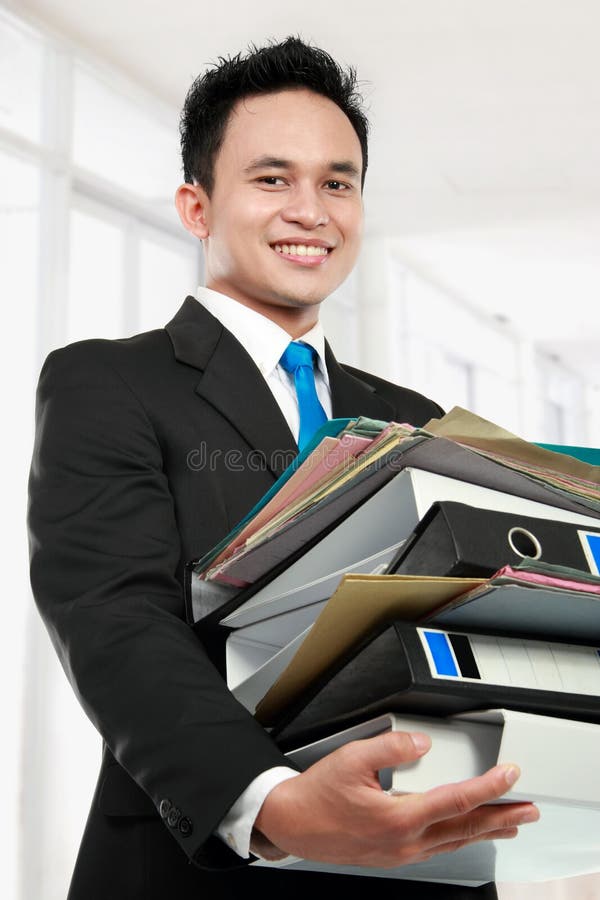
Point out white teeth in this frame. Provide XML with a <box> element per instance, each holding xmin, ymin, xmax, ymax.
<box><xmin>273</xmin><ymin>244</ymin><xmax>329</xmax><ymax>256</ymax></box>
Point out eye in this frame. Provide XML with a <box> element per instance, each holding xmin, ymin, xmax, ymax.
<box><xmin>326</xmin><ymin>180</ymin><xmax>350</xmax><ymax>191</ymax></box>
<box><xmin>257</xmin><ymin>176</ymin><xmax>286</xmax><ymax>186</ymax></box>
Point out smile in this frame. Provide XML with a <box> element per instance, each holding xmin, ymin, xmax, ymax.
<box><xmin>271</xmin><ymin>242</ymin><xmax>332</xmax><ymax>266</ymax></box>
<box><xmin>274</xmin><ymin>243</ymin><xmax>329</xmax><ymax>256</ymax></box>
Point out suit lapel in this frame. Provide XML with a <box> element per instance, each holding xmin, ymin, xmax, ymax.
<box><xmin>166</xmin><ymin>297</ymin><xmax>297</xmax><ymax>478</ymax></box>
<box><xmin>165</xmin><ymin>298</ymin><xmax>395</xmax><ymax>479</ymax></box>
<box><xmin>325</xmin><ymin>341</ymin><xmax>395</xmax><ymax>422</ymax></box>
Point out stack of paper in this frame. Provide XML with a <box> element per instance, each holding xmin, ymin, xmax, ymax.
<box><xmin>186</xmin><ymin>409</ymin><xmax>600</xmax><ymax>884</ymax></box>
<box><xmin>252</xmin><ymin>561</ymin><xmax>600</xmax><ymax>729</ymax></box>
<box><xmin>195</xmin><ymin>417</ymin><xmax>416</xmax><ymax>586</ymax></box>
<box><xmin>191</xmin><ymin>408</ymin><xmax>600</xmax><ymax>594</ymax></box>
<box><xmin>425</xmin><ymin>407</ymin><xmax>600</xmax><ymax>511</ymax></box>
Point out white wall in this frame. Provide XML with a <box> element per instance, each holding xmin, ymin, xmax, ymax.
<box><xmin>355</xmin><ymin>234</ymin><xmax>597</xmax><ymax>445</ymax></box>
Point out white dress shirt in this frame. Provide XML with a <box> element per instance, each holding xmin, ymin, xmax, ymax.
<box><xmin>197</xmin><ymin>286</ymin><xmax>332</xmax><ymax>440</ymax></box>
<box><xmin>197</xmin><ymin>285</ymin><xmax>332</xmax><ymax>859</ymax></box>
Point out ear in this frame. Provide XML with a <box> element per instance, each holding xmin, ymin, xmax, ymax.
<box><xmin>175</xmin><ymin>183</ymin><xmax>210</xmax><ymax>239</ymax></box>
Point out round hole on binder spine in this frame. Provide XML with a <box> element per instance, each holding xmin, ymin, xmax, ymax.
<box><xmin>507</xmin><ymin>527</ymin><xmax>542</xmax><ymax>560</ymax></box>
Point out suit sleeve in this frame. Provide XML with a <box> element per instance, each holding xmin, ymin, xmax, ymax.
<box><xmin>27</xmin><ymin>343</ymin><xmax>289</xmax><ymax>868</ymax></box>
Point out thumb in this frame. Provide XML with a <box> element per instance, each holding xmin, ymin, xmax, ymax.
<box><xmin>344</xmin><ymin>730</ymin><xmax>432</xmax><ymax>774</ymax></box>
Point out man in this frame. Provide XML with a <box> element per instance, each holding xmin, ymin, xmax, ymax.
<box><xmin>28</xmin><ymin>37</ymin><xmax>538</xmax><ymax>900</ymax></box>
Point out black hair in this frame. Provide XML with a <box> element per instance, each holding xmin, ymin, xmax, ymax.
<box><xmin>180</xmin><ymin>36</ymin><xmax>369</xmax><ymax>195</ymax></box>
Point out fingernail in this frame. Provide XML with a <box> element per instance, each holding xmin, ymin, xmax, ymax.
<box><xmin>504</xmin><ymin>765</ymin><xmax>521</xmax><ymax>787</ymax></box>
<box><xmin>519</xmin><ymin>806</ymin><xmax>540</xmax><ymax>824</ymax></box>
<box><xmin>410</xmin><ymin>732</ymin><xmax>431</xmax><ymax>754</ymax></box>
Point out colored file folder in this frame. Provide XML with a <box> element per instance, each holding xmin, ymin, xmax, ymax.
<box><xmin>427</xmin><ymin>565</ymin><xmax>600</xmax><ymax>639</ymax></box>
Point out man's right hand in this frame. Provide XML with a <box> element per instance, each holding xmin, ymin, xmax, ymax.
<box><xmin>253</xmin><ymin>730</ymin><xmax>540</xmax><ymax>868</ymax></box>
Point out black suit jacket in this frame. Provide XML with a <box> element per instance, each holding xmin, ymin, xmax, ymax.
<box><xmin>28</xmin><ymin>296</ymin><xmax>495</xmax><ymax>899</ymax></box>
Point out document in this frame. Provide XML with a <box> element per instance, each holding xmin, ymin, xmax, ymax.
<box><xmin>202</xmin><ymin>420</ymin><xmax>417</xmax><ymax>583</ymax></box>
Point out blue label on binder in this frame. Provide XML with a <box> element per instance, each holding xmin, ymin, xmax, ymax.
<box><xmin>580</xmin><ymin>532</ymin><xmax>600</xmax><ymax>575</ymax></box>
<box><xmin>423</xmin><ymin>630</ymin><xmax>458</xmax><ymax>676</ymax></box>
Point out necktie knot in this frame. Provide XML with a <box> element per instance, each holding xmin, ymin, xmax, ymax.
<box><xmin>279</xmin><ymin>341</ymin><xmax>317</xmax><ymax>374</ymax></box>
<box><xmin>278</xmin><ymin>341</ymin><xmax>327</xmax><ymax>450</ymax></box>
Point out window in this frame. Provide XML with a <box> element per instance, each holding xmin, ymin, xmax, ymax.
<box><xmin>0</xmin><ymin>17</ymin><xmax>43</xmax><ymax>143</ymax></box>
<box><xmin>139</xmin><ymin>227</ymin><xmax>200</xmax><ymax>332</ymax></box>
<box><xmin>67</xmin><ymin>204</ymin><xmax>126</xmax><ymax>343</ymax></box>
<box><xmin>0</xmin><ymin>8</ymin><xmax>199</xmax><ymax>899</ymax></box>
<box><xmin>0</xmin><ymin>145</ymin><xmax>40</xmax><ymax>900</ymax></box>
<box><xmin>72</xmin><ymin>63</ymin><xmax>181</xmax><ymax>222</ymax></box>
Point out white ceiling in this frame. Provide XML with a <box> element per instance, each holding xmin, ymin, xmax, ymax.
<box><xmin>16</xmin><ymin>0</ymin><xmax>600</xmax><ymax>382</ymax></box>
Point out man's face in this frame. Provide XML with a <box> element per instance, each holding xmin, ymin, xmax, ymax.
<box><xmin>199</xmin><ymin>88</ymin><xmax>364</xmax><ymax>321</ymax></box>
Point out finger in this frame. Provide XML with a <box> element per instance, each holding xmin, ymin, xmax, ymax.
<box><xmin>470</xmin><ymin>801</ymin><xmax>540</xmax><ymax>835</ymax></box>
<box><xmin>409</xmin><ymin>826</ymin><xmax>520</xmax><ymax>864</ymax></box>
<box><xmin>421</xmin><ymin>800</ymin><xmax>539</xmax><ymax>853</ymax></box>
<box><xmin>345</xmin><ymin>730</ymin><xmax>432</xmax><ymax>774</ymax></box>
<box><xmin>402</xmin><ymin>763</ymin><xmax>522</xmax><ymax>827</ymax></box>
<box><xmin>436</xmin><ymin>825</ymin><xmax>521</xmax><ymax>851</ymax></box>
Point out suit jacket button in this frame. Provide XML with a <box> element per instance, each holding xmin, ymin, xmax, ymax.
<box><xmin>159</xmin><ymin>799</ymin><xmax>172</xmax><ymax>819</ymax></box>
<box><xmin>179</xmin><ymin>817</ymin><xmax>193</xmax><ymax>837</ymax></box>
<box><xmin>167</xmin><ymin>807</ymin><xmax>182</xmax><ymax>828</ymax></box>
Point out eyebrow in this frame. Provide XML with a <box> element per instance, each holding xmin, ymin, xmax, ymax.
<box><xmin>243</xmin><ymin>155</ymin><xmax>361</xmax><ymax>181</ymax></box>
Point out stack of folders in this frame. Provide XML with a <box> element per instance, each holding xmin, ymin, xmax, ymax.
<box><xmin>185</xmin><ymin>408</ymin><xmax>600</xmax><ymax>884</ymax></box>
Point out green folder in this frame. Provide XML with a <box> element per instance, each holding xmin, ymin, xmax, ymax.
<box><xmin>535</xmin><ymin>443</ymin><xmax>600</xmax><ymax>467</ymax></box>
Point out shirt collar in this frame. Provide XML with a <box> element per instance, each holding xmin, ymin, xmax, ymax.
<box><xmin>197</xmin><ymin>286</ymin><xmax>329</xmax><ymax>385</ymax></box>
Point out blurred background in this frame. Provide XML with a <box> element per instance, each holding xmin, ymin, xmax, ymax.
<box><xmin>2</xmin><ymin>0</ymin><xmax>599</xmax><ymax>897</ymax></box>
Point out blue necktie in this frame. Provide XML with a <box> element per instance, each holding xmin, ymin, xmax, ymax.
<box><xmin>279</xmin><ymin>341</ymin><xmax>328</xmax><ymax>450</ymax></box>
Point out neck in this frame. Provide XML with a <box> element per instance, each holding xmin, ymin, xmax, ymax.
<box><xmin>262</xmin><ymin>305</ymin><xmax>319</xmax><ymax>339</ymax></box>
<box><xmin>206</xmin><ymin>281</ymin><xmax>320</xmax><ymax>338</ymax></box>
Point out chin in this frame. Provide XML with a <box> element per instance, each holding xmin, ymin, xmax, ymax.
<box><xmin>273</xmin><ymin>281</ymin><xmax>338</xmax><ymax>308</ymax></box>
<box><xmin>276</xmin><ymin>293</ymin><xmax>328</xmax><ymax>310</ymax></box>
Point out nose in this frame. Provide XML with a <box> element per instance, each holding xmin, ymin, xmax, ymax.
<box><xmin>280</xmin><ymin>183</ymin><xmax>330</xmax><ymax>229</ymax></box>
